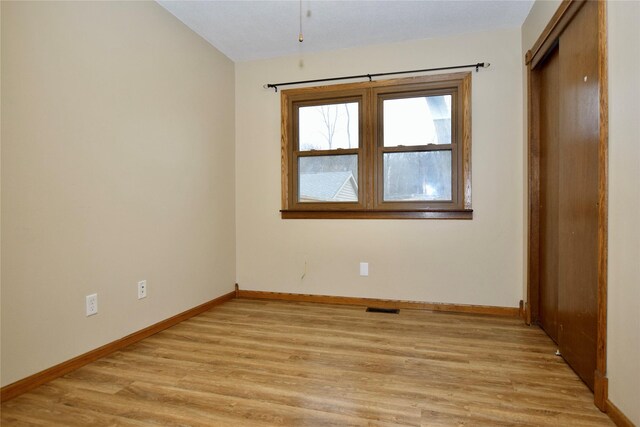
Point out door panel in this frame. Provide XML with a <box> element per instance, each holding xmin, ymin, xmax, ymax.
<box><xmin>538</xmin><ymin>47</ymin><xmax>560</xmax><ymax>344</ymax></box>
<box><xmin>557</xmin><ymin>0</ymin><xmax>599</xmax><ymax>390</ymax></box>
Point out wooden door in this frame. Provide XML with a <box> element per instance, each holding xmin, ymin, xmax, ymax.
<box><xmin>538</xmin><ymin>47</ymin><xmax>560</xmax><ymax>344</ymax></box>
<box><xmin>557</xmin><ymin>0</ymin><xmax>599</xmax><ymax>390</ymax></box>
<box><xmin>528</xmin><ymin>0</ymin><xmax>608</xmax><ymax>406</ymax></box>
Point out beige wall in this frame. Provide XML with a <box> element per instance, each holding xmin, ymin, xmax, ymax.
<box><xmin>236</xmin><ymin>29</ymin><xmax>524</xmax><ymax>307</ymax></box>
<box><xmin>521</xmin><ymin>1</ymin><xmax>640</xmax><ymax>424</ymax></box>
<box><xmin>1</xmin><ymin>1</ymin><xmax>236</xmax><ymax>386</ymax></box>
<box><xmin>521</xmin><ymin>0</ymin><xmax>562</xmax><ymax>51</ymax></box>
<box><xmin>607</xmin><ymin>1</ymin><xmax>640</xmax><ymax>423</ymax></box>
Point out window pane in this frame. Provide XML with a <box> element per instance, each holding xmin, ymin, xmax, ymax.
<box><xmin>299</xmin><ymin>155</ymin><xmax>358</xmax><ymax>202</ymax></box>
<box><xmin>383</xmin><ymin>151</ymin><xmax>451</xmax><ymax>201</ymax></box>
<box><xmin>299</xmin><ymin>102</ymin><xmax>359</xmax><ymax>151</ymax></box>
<box><xmin>383</xmin><ymin>95</ymin><xmax>451</xmax><ymax>146</ymax></box>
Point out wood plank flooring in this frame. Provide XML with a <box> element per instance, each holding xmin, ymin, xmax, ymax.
<box><xmin>1</xmin><ymin>299</ymin><xmax>613</xmax><ymax>426</ymax></box>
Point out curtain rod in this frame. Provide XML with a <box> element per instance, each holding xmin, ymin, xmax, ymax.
<box><xmin>263</xmin><ymin>62</ymin><xmax>490</xmax><ymax>92</ymax></box>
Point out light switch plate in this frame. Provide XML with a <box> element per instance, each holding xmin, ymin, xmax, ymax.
<box><xmin>360</xmin><ymin>262</ymin><xmax>369</xmax><ymax>276</ymax></box>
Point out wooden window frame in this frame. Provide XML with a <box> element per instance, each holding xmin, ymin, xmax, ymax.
<box><xmin>288</xmin><ymin>90</ymin><xmax>366</xmax><ymax>212</ymax></box>
<box><xmin>281</xmin><ymin>73</ymin><xmax>472</xmax><ymax>220</ymax></box>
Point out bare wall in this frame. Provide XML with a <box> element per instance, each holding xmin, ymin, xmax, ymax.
<box><xmin>1</xmin><ymin>1</ymin><xmax>236</xmax><ymax>386</ymax></box>
<box><xmin>606</xmin><ymin>1</ymin><xmax>640</xmax><ymax>423</ymax></box>
<box><xmin>235</xmin><ymin>29</ymin><xmax>524</xmax><ymax>307</ymax></box>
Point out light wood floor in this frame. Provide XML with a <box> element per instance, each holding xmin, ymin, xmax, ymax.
<box><xmin>1</xmin><ymin>299</ymin><xmax>613</xmax><ymax>426</ymax></box>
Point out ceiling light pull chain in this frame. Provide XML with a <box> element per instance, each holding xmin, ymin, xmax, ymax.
<box><xmin>298</xmin><ymin>0</ymin><xmax>304</xmax><ymax>42</ymax></box>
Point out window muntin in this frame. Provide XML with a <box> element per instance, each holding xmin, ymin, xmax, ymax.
<box><xmin>281</xmin><ymin>74</ymin><xmax>471</xmax><ymax>219</ymax></box>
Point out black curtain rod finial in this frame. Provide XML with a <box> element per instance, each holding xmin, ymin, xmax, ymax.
<box><xmin>476</xmin><ymin>62</ymin><xmax>491</xmax><ymax>72</ymax></box>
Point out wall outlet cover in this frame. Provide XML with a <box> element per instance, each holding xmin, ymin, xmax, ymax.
<box><xmin>138</xmin><ymin>280</ymin><xmax>147</xmax><ymax>299</ymax></box>
<box><xmin>86</xmin><ymin>293</ymin><xmax>98</xmax><ymax>316</ymax></box>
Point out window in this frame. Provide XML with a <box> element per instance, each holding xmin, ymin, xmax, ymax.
<box><xmin>281</xmin><ymin>73</ymin><xmax>472</xmax><ymax>219</ymax></box>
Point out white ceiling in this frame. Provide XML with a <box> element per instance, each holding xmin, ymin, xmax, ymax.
<box><xmin>157</xmin><ymin>1</ymin><xmax>534</xmax><ymax>62</ymax></box>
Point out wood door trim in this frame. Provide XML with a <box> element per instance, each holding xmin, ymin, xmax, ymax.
<box><xmin>594</xmin><ymin>0</ymin><xmax>609</xmax><ymax>410</ymax></box>
<box><xmin>537</xmin><ymin>46</ymin><xmax>560</xmax><ymax>344</ymax></box>
<box><xmin>0</xmin><ymin>290</ymin><xmax>236</xmax><ymax>403</ymax></box>
<box><xmin>526</xmin><ymin>56</ymin><xmax>540</xmax><ymax>326</ymax></box>
<box><xmin>237</xmin><ymin>289</ymin><xmax>520</xmax><ymax>317</ymax></box>
<box><xmin>527</xmin><ymin>0</ymin><xmax>585</xmax><ymax>68</ymax></box>
<box><xmin>526</xmin><ymin>0</ymin><xmax>608</xmax><ymax>412</ymax></box>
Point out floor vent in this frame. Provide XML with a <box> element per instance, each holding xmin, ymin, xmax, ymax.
<box><xmin>366</xmin><ymin>307</ymin><xmax>400</xmax><ymax>314</ymax></box>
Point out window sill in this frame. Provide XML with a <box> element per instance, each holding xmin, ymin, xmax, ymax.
<box><xmin>280</xmin><ymin>209</ymin><xmax>473</xmax><ymax>220</ymax></box>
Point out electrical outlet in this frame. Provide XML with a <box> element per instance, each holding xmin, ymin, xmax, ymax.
<box><xmin>138</xmin><ymin>280</ymin><xmax>147</xmax><ymax>299</ymax></box>
<box><xmin>86</xmin><ymin>294</ymin><xmax>98</xmax><ymax>316</ymax></box>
